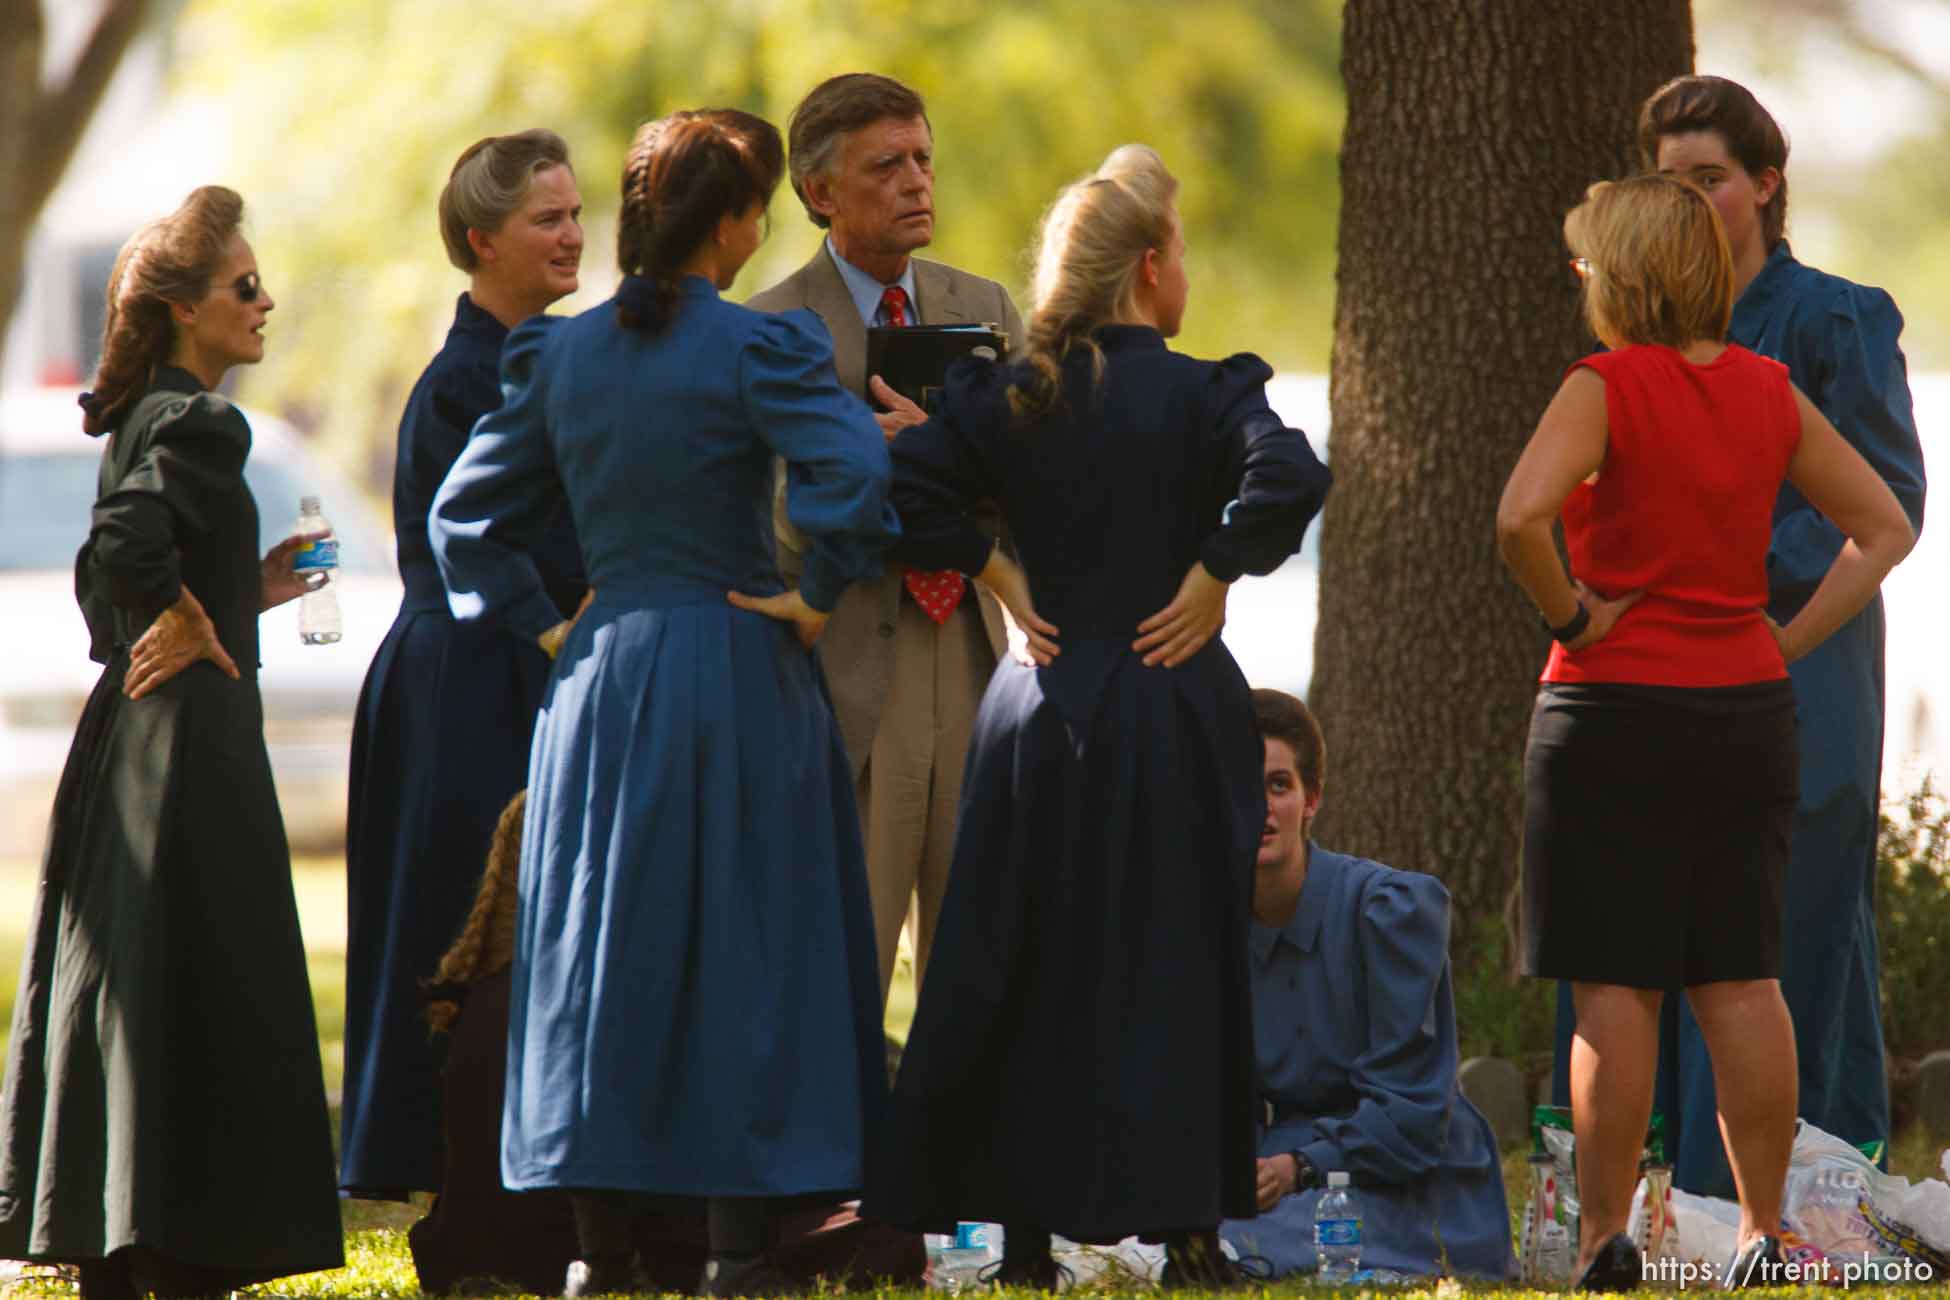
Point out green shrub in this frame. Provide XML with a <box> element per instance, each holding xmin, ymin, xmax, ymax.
<box><xmin>1877</xmin><ymin>776</ymin><xmax>1950</xmax><ymax>1060</ymax></box>
<box><xmin>1452</xmin><ymin>910</ymin><xmax>1557</xmax><ymax>1066</ymax></box>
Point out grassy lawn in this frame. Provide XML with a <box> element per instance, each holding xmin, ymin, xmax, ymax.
<box><xmin>0</xmin><ymin>857</ymin><xmax>1945</xmax><ymax>1296</ymax></box>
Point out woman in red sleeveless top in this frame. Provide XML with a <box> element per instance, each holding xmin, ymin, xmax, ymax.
<box><xmin>1496</xmin><ymin>173</ymin><xmax>1912</xmax><ymax>1291</ymax></box>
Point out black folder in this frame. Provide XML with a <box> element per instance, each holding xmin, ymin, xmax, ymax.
<box><xmin>865</xmin><ymin>323</ymin><xmax>1009</xmax><ymax>414</ymax></box>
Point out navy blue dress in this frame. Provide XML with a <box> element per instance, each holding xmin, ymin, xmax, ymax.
<box><xmin>341</xmin><ymin>293</ymin><xmax>586</xmax><ymax>1195</ymax></box>
<box><xmin>1552</xmin><ymin>244</ymin><xmax>1926</xmax><ymax>1196</ymax></box>
<box><xmin>430</xmin><ymin>277</ymin><xmax>897</xmax><ymax>1196</ymax></box>
<box><xmin>862</xmin><ymin>326</ymin><xmax>1332</xmax><ymax>1241</ymax></box>
<box><xmin>1218</xmin><ymin>849</ymin><xmax>1514</xmax><ymax>1280</ymax></box>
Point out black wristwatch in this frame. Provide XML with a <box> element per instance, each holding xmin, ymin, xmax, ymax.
<box><xmin>1545</xmin><ymin>602</ymin><xmax>1591</xmax><ymax>645</ymax></box>
<box><xmin>1287</xmin><ymin>1150</ymin><xmax>1320</xmax><ymax>1191</ymax></box>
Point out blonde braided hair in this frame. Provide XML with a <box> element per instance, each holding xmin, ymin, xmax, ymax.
<box><xmin>1008</xmin><ymin>145</ymin><xmax>1179</xmax><ymax>419</ymax></box>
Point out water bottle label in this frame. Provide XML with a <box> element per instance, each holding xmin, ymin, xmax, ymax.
<box><xmin>293</xmin><ymin>538</ymin><xmax>340</xmax><ymax>572</ymax></box>
<box><xmin>953</xmin><ymin>1223</ymin><xmax>988</xmax><ymax>1251</ymax></box>
<box><xmin>1316</xmin><ymin>1218</ymin><xmax>1361</xmax><ymax>1246</ymax></box>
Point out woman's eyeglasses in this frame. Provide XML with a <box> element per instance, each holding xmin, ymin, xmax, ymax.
<box><xmin>229</xmin><ymin>271</ymin><xmax>263</xmax><ymax>303</ymax></box>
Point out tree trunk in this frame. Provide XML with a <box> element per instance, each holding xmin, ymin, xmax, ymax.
<box><xmin>1311</xmin><ymin>2</ymin><xmax>1693</xmax><ymax>959</ymax></box>
<box><xmin>0</xmin><ymin>0</ymin><xmax>148</xmax><ymax>383</ymax></box>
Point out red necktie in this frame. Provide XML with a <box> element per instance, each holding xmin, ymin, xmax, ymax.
<box><xmin>883</xmin><ymin>285</ymin><xmax>966</xmax><ymax>624</ymax></box>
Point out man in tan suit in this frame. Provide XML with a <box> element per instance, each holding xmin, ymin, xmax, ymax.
<box><xmin>749</xmin><ymin>73</ymin><xmax>1024</xmax><ymax>1004</ymax></box>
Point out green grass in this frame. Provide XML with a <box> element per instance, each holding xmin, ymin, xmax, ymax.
<box><xmin>9</xmin><ymin>1232</ymin><xmax>1936</xmax><ymax>1298</ymax></box>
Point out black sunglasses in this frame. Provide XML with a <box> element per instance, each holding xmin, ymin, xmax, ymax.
<box><xmin>229</xmin><ymin>271</ymin><xmax>263</xmax><ymax>303</ymax></box>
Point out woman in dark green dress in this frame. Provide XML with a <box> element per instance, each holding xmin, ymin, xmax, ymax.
<box><xmin>0</xmin><ymin>186</ymin><xmax>343</xmax><ymax>1298</ymax></box>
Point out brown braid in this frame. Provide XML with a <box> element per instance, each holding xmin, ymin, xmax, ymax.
<box><xmin>82</xmin><ymin>186</ymin><xmax>244</xmax><ymax>436</ymax></box>
<box><xmin>614</xmin><ymin>108</ymin><xmax>784</xmax><ymax>334</ymax></box>
<box><xmin>425</xmin><ymin>789</ymin><xmax>526</xmax><ymax>1035</ymax></box>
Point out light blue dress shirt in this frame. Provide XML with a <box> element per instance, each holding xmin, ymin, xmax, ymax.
<box><xmin>827</xmin><ymin>237</ymin><xmax>920</xmax><ymax>329</ymax></box>
<box><xmin>1219</xmin><ymin>846</ymin><xmax>1515</xmax><ymax>1280</ymax></box>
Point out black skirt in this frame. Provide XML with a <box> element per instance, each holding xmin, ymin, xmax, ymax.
<box><xmin>1520</xmin><ymin>680</ymin><xmax>1798</xmax><ymax>990</ymax></box>
<box><xmin>863</xmin><ymin>648</ymin><xmax>1261</xmax><ymax>1242</ymax></box>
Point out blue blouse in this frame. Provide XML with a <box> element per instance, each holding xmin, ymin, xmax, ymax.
<box><xmin>1220</xmin><ymin>847</ymin><xmax>1514</xmax><ymax>1279</ymax></box>
<box><xmin>429</xmin><ymin>276</ymin><xmax>898</xmax><ymax>635</ymax></box>
<box><xmin>1736</xmin><ymin>241</ymin><xmax>1925</xmax><ymax>608</ymax></box>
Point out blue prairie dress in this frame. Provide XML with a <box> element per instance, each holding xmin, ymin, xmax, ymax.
<box><xmin>862</xmin><ymin>326</ymin><xmax>1331</xmax><ymax>1241</ymax></box>
<box><xmin>429</xmin><ymin>275</ymin><xmax>897</xmax><ymax>1196</ymax></box>
<box><xmin>341</xmin><ymin>292</ymin><xmax>586</xmax><ymax>1196</ymax></box>
<box><xmin>1218</xmin><ymin>848</ymin><xmax>1514</xmax><ymax>1280</ymax></box>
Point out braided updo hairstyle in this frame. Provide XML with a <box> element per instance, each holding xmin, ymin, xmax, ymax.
<box><xmin>80</xmin><ymin>185</ymin><xmax>245</xmax><ymax>436</ymax></box>
<box><xmin>615</xmin><ymin>108</ymin><xmax>783</xmax><ymax>334</ymax></box>
<box><xmin>1008</xmin><ymin>145</ymin><xmax>1178</xmax><ymax>419</ymax></box>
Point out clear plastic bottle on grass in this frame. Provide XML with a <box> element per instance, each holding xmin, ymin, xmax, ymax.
<box><xmin>924</xmin><ymin>1222</ymin><xmax>997</xmax><ymax>1291</ymax></box>
<box><xmin>1314</xmin><ymin>1170</ymin><xmax>1362</xmax><ymax>1283</ymax></box>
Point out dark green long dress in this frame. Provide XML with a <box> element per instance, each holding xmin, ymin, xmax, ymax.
<box><xmin>0</xmin><ymin>367</ymin><xmax>343</xmax><ymax>1291</ymax></box>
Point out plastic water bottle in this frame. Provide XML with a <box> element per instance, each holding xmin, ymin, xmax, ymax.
<box><xmin>293</xmin><ymin>495</ymin><xmax>342</xmax><ymax>645</ymax></box>
<box><xmin>924</xmin><ymin>1222</ymin><xmax>998</xmax><ymax>1291</ymax></box>
<box><xmin>1314</xmin><ymin>1170</ymin><xmax>1362</xmax><ymax>1283</ymax></box>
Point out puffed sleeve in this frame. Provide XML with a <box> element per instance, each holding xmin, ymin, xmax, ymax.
<box><xmin>429</xmin><ymin>316</ymin><xmax>572</xmax><ymax>644</ymax></box>
<box><xmin>739</xmin><ymin>309</ymin><xmax>900</xmax><ymax>612</ymax></box>
<box><xmin>1198</xmin><ymin>354</ymin><xmax>1333</xmax><ymax>583</ymax></box>
<box><xmin>886</xmin><ymin>357</ymin><xmax>1010</xmax><ymax>577</ymax></box>
<box><xmin>1293</xmin><ymin>871</ymin><xmax>1463</xmax><ymax>1184</ymax></box>
<box><xmin>1769</xmin><ymin>285</ymin><xmax>1926</xmax><ymax>603</ymax></box>
<box><xmin>84</xmin><ymin>393</ymin><xmax>250</xmax><ymax>627</ymax></box>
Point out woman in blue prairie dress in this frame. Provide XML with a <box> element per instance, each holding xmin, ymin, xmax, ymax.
<box><xmin>430</xmin><ymin>109</ymin><xmax>895</xmax><ymax>1297</ymax></box>
<box><xmin>341</xmin><ymin>128</ymin><xmax>588</xmax><ymax>1199</ymax></box>
<box><xmin>1217</xmin><ymin>691</ymin><xmax>1512</xmax><ymax>1280</ymax></box>
<box><xmin>862</xmin><ymin>146</ymin><xmax>1331</xmax><ymax>1288</ymax></box>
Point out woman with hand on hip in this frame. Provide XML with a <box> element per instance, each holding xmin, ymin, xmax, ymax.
<box><xmin>863</xmin><ymin>144</ymin><xmax>1331</xmax><ymax>1287</ymax></box>
<box><xmin>0</xmin><ymin>185</ymin><xmax>343</xmax><ymax>1299</ymax></box>
<box><xmin>341</xmin><ymin>127</ymin><xmax>589</xmax><ymax>1202</ymax></box>
<box><xmin>1500</xmin><ymin>172</ymin><xmax>1912</xmax><ymax>1290</ymax></box>
<box><xmin>430</xmin><ymin>108</ymin><xmax>896</xmax><ymax>1298</ymax></box>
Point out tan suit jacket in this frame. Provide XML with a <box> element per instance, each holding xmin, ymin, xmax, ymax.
<box><xmin>748</xmin><ymin>246</ymin><xmax>1024</xmax><ymax>778</ymax></box>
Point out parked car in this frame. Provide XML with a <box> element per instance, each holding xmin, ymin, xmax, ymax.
<box><xmin>0</xmin><ymin>385</ymin><xmax>403</xmax><ymax>855</ymax></box>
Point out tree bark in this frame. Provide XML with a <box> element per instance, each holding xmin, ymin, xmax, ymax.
<box><xmin>1312</xmin><ymin>2</ymin><xmax>1693</xmax><ymax>957</ymax></box>
<box><xmin>0</xmin><ymin>0</ymin><xmax>148</xmax><ymax>383</ymax></box>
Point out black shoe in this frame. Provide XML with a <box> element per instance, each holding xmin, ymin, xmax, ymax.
<box><xmin>977</xmin><ymin>1253</ymin><xmax>1073</xmax><ymax>1290</ymax></box>
<box><xmin>564</xmin><ymin>1253</ymin><xmax>637</xmax><ymax>1297</ymax></box>
<box><xmin>1723</xmin><ymin>1234</ymin><xmax>1785</xmax><ymax>1289</ymax></box>
<box><xmin>1161</xmin><ymin>1237</ymin><xmax>1269</xmax><ymax>1289</ymax></box>
<box><xmin>1575</xmin><ymin>1232</ymin><xmax>1641</xmax><ymax>1292</ymax></box>
<box><xmin>76</xmin><ymin>1257</ymin><xmax>137</xmax><ymax>1300</ymax></box>
<box><xmin>700</xmin><ymin>1252</ymin><xmax>797</xmax><ymax>1297</ymax></box>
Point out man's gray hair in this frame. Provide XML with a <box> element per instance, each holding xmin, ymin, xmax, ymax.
<box><xmin>786</xmin><ymin>73</ymin><xmax>929</xmax><ymax>229</ymax></box>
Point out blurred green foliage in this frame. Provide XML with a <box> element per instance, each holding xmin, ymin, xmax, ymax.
<box><xmin>177</xmin><ymin>0</ymin><xmax>1344</xmax><ymax>494</ymax></box>
<box><xmin>1877</xmin><ymin>775</ymin><xmax>1950</xmax><ymax>1062</ymax></box>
